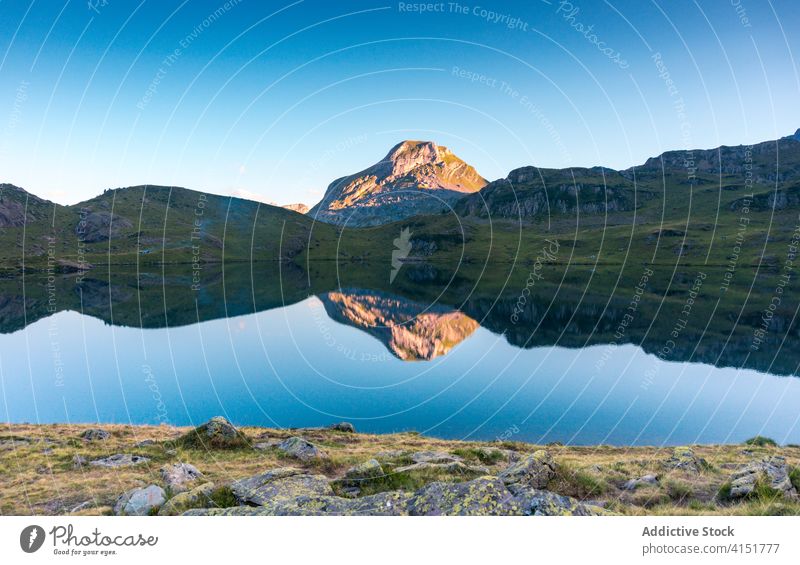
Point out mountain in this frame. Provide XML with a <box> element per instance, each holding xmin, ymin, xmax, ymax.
<box><xmin>457</xmin><ymin>133</ymin><xmax>800</xmax><ymax>221</ymax></box>
<box><xmin>283</xmin><ymin>203</ymin><xmax>309</xmax><ymax>214</ymax></box>
<box><xmin>308</xmin><ymin>140</ymin><xmax>487</xmax><ymax>226</ymax></box>
<box><xmin>0</xmin><ymin>183</ymin><xmax>54</xmax><ymax>227</ymax></box>
<box><xmin>0</xmin><ymin>184</ymin><xmax>358</xmax><ymax>269</ymax></box>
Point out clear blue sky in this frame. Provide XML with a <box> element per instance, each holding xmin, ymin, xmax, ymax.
<box><xmin>1</xmin><ymin>0</ymin><xmax>798</xmax><ymax>205</ymax></box>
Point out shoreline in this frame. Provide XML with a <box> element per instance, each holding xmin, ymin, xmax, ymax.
<box><xmin>1</xmin><ymin>420</ymin><xmax>799</xmax><ymax>516</ymax></box>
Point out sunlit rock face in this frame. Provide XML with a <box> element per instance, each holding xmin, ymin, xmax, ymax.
<box><xmin>309</xmin><ymin>140</ymin><xmax>486</xmax><ymax>227</ymax></box>
<box><xmin>319</xmin><ymin>289</ymin><xmax>479</xmax><ymax>361</ymax></box>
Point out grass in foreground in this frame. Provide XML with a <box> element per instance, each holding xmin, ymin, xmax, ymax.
<box><xmin>1</xmin><ymin>424</ymin><xmax>799</xmax><ymax>516</ymax></box>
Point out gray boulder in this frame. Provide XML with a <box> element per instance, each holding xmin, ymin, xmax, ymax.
<box><xmin>407</xmin><ymin>476</ymin><xmax>522</xmax><ymax>516</ymax></box>
<box><xmin>158</xmin><ymin>482</ymin><xmax>215</xmax><ymax>516</ymax></box>
<box><xmin>498</xmin><ymin>450</ymin><xmax>555</xmax><ymax>489</ymax></box>
<box><xmin>328</xmin><ymin>422</ymin><xmax>356</xmax><ymax>433</ymax></box>
<box><xmin>231</xmin><ymin>467</ymin><xmax>333</xmax><ymax>505</ymax></box>
<box><xmin>509</xmin><ymin>485</ymin><xmax>610</xmax><ymax>516</ymax></box>
<box><xmin>341</xmin><ymin>459</ymin><xmax>384</xmax><ymax>487</ymax></box>
<box><xmin>160</xmin><ymin>462</ymin><xmax>204</xmax><ymax>493</ymax></box>
<box><xmin>727</xmin><ymin>456</ymin><xmax>798</xmax><ymax>500</ymax></box>
<box><xmin>184</xmin><ymin>491</ymin><xmax>412</xmax><ymax>516</ymax></box>
<box><xmin>664</xmin><ymin>447</ymin><xmax>708</xmax><ymax>473</ymax></box>
<box><xmin>276</xmin><ymin>436</ymin><xmax>328</xmax><ymax>461</ymax></box>
<box><xmin>623</xmin><ymin>474</ymin><xmax>659</xmax><ymax>491</ymax></box>
<box><xmin>410</xmin><ymin>451</ymin><xmax>462</xmax><ymax>464</ymax></box>
<box><xmin>113</xmin><ymin>485</ymin><xmax>166</xmax><ymax>516</ymax></box>
<box><xmin>80</xmin><ymin>429</ymin><xmax>110</xmax><ymax>441</ymax></box>
<box><xmin>90</xmin><ymin>454</ymin><xmax>149</xmax><ymax>468</ymax></box>
<box><xmin>180</xmin><ymin>416</ymin><xmax>248</xmax><ymax>449</ymax></box>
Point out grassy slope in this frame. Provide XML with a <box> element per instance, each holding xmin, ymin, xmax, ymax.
<box><xmin>1</xmin><ymin>423</ymin><xmax>798</xmax><ymax>516</ymax></box>
<box><xmin>3</xmin><ymin>138</ymin><xmax>800</xmax><ymax>271</ymax></box>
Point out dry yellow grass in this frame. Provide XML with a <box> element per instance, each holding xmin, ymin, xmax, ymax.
<box><xmin>1</xmin><ymin>423</ymin><xmax>798</xmax><ymax>516</ymax></box>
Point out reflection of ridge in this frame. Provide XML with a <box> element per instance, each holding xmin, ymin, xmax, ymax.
<box><xmin>3</xmin><ymin>262</ymin><xmax>799</xmax><ymax>377</ymax></box>
<box><xmin>319</xmin><ymin>289</ymin><xmax>479</xmax><ymax>361</ymax></box>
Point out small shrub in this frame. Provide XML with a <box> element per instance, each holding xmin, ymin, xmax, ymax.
<box><xmin>208</xmin><ymin>486</ymin><xmax>237</xmax><ymax>508</ymax></box>
<box><xmin>665</xmin><ymin>480</ymin><xmax>693</xmax><ymax>502</ymax></box>
<box><xmin>716</xmin><ymin>481</ymin><xmax>733</xmax><ymax>502</ymax></box>
<box><xmin>551</xmin><ymin>463</ymin><xmax>607</xmax><ymax>498</ymax></box>
<box><xmin>752</xmin><ymin>478</ymin><xmax>782</xmax><ymax>501</ymax></box>
<box><xmin>789</xmin><ymin>468</ymin><xmax>800</xmax><ymax>492</ymax></box>
<box><xmin>452</xmin><ymin>447</ymin><xmax>505</xmax><ymax>465</ymax></box>
<box><xmin>744</xmin><ymin>436</ymin><xmax>778</xmax><ymax>447</ymax></box>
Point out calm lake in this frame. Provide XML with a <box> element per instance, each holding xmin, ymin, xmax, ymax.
<box><xmin>1</xmin><ymin>262</ymin><xmax>798</xmax><ymax>445</ymax></box>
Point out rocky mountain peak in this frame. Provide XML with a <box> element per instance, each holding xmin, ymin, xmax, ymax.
<box><xmin>384</xmin><ymin>140</ymin><xmax>449</xmax><ymax>175</ymax></box>
<box><xmin>309</xmin><ymin>140</ymin><xmax>486</xmax><ymax>226</ymax></box>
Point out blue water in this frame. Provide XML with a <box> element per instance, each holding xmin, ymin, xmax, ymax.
<box><xmin>2</xmin><ymin>296</ymin><xmax>799</xmax><ymax>446</ymax></box>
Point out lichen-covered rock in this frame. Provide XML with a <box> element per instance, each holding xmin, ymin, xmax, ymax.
<box><xmin>184</xmin><ymin>491</ymin><xmax>413</xmax><ymax>516</ymax></box>
<box><xmin>276</xmin><ymin>436</ymin><xmax>328</xmax><ymax>461</ymax></box>
<box><xmin>623</xmin><ymin>474</ymin><xmax>659</xmax><ymax>491</ymax></box>
<box><xmin>395</xmin><ymin>460</ymin><xmax>488</xmax><ymax>477</ymax></box>
<box><xmin>180</xmin><ymin>416</ymin><xmax>248</xmax><ymax>449</ymax></box>
<box><xmin>341</xmin><ymin>459</ymin><xmax>384</xmax><ymax>486</ymax></box>
<box><xmin>158</xmin><ymin>483</ymin><xmax>215</xmax><ymax>516</ymax></box>
<box><xmin>498</xmin><ymin>450</ymin><xmax>555</xmax><ymax>489</ymax></box>
<box><xmin>80</xmin><ymin>428</ymin><xmax>110</xmax><ymax>441</ymax></box>
<box><xmin>407</xmin><ymin>476</ymin><xmax>522</xmax><ymax>516</ymax></box>
<box><xmin>160</xmin><ymin>462</ymin><xmax>203</xmax><ymax>493</ymax></box>
<box><xmin>90</xmin><ymin>454</ymin><xmax>149</xmax><ymax>468</ymax></box>
<box><xmin>727</xmin><ymin>456</ymin><xmax>797</xmax><ymax>499</ymax></box>
<box><xmin>231</xmin><ymin>467</ymin><xmax>333</xmax><ymax>505</ymax></box>
<box><xmin>328</xmin><ymin>422</ymin><xmax>356</xmax><ymax>433</ymax></box>
<box><xmin>509</xmin><ymin>485</ymin><xmax>611</xmax><ymax>516</ymax></box>
<box><xmin>113</xmin><ymin>485</ymin><xmax>165</xmax><ymax>516</ymax></box>
<box><xmin>664</xmin><ymin>447</ymin><xmax>708</xmax><ymax>473</ymax></box>
<box><xmin>410</xmin><ymin>451</ymin><xmax>462</xmax><ymax>464</ymax></box>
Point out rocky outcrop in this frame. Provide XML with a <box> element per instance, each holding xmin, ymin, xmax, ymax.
<box><xmin>76</xmin><ymin>211</ymin><xmax>134</xmax><ymax>243</ymax></box>
<box><xmin>510</xmin><ymin>485</ymin><xmax>609</xmax><ymax>516</ymax></box>
<box><xmin>309</xmin><ymin>140</ymin><xmax>486</xmax><ymax>226</ymax></box>
<box><xmin>726</xmin><ymin>456</ymin><xmax>798</xmax><ymax>500</ymax></box>
<box><xmin>664</xmin><ymin>447</ymin><xmax>708</xmax><ymax>474</ymax></box>
<box><xmin>456</xmin><ymin>166</ymin><xmax>639</xmax><ymax>219</ymax></box>
<box><xmin>185</xmin><ymin>490</ymin><xmax>413</xmax><ymax>516</ymax></box>
<box><xmin>328</xmin><ymin>422</ymin><xmax>356</xmax><ymax>433</ymax></box>
<box><xmin>90</xmin><ymin>454</ymin><xmax>149</xmax><ymax>468</ymax></box>
<box><xmin>158</xmin><ymin>483</ymin><xmax>215</xmax><ymax>516</ymax></box>
<box><xmin>231</xmin><ymin>467</ymin><xmax>333</xmax><ymax>505</ymax></box>
<box><xmin>341</xmin><ymin>459</ymin><xmax>384</xmax><ymax>487</ymax></box>
<box><xmin>276</xmin><ymin>436</ymin><xmax>328</xmax><ymax>461</ymax></box>
<box><xmin>498</xmin><ymin>450</ymin><xmax>556</xmax><ymax>489</ymax></box>
<box><xmin>407</xmin><ymin>476</ymin><xmax>520</xmax><ymax>516</ymax></box>
<box><xmin>160</xmin><ymin>463</ymin><xmax>204</xmax><ymax>493</ymax></box>
<box><xmin>185</xmin><ymin>472</ymin><xmax>606</xmax><ymax>516</ymax></box>
<box><xmin>80</xmin><ymin>429</ymin><xmax>110</xmax><ymax>441</ymax></box>
<box><xmin>179</xmin><ymin>416</ymin><xmax>248</xmax><ymax>449</ymax></box>
<box><xmin>113</xmin><ymin>485</ymin><xmax>165</xmax><ymax>516</ymax></box>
